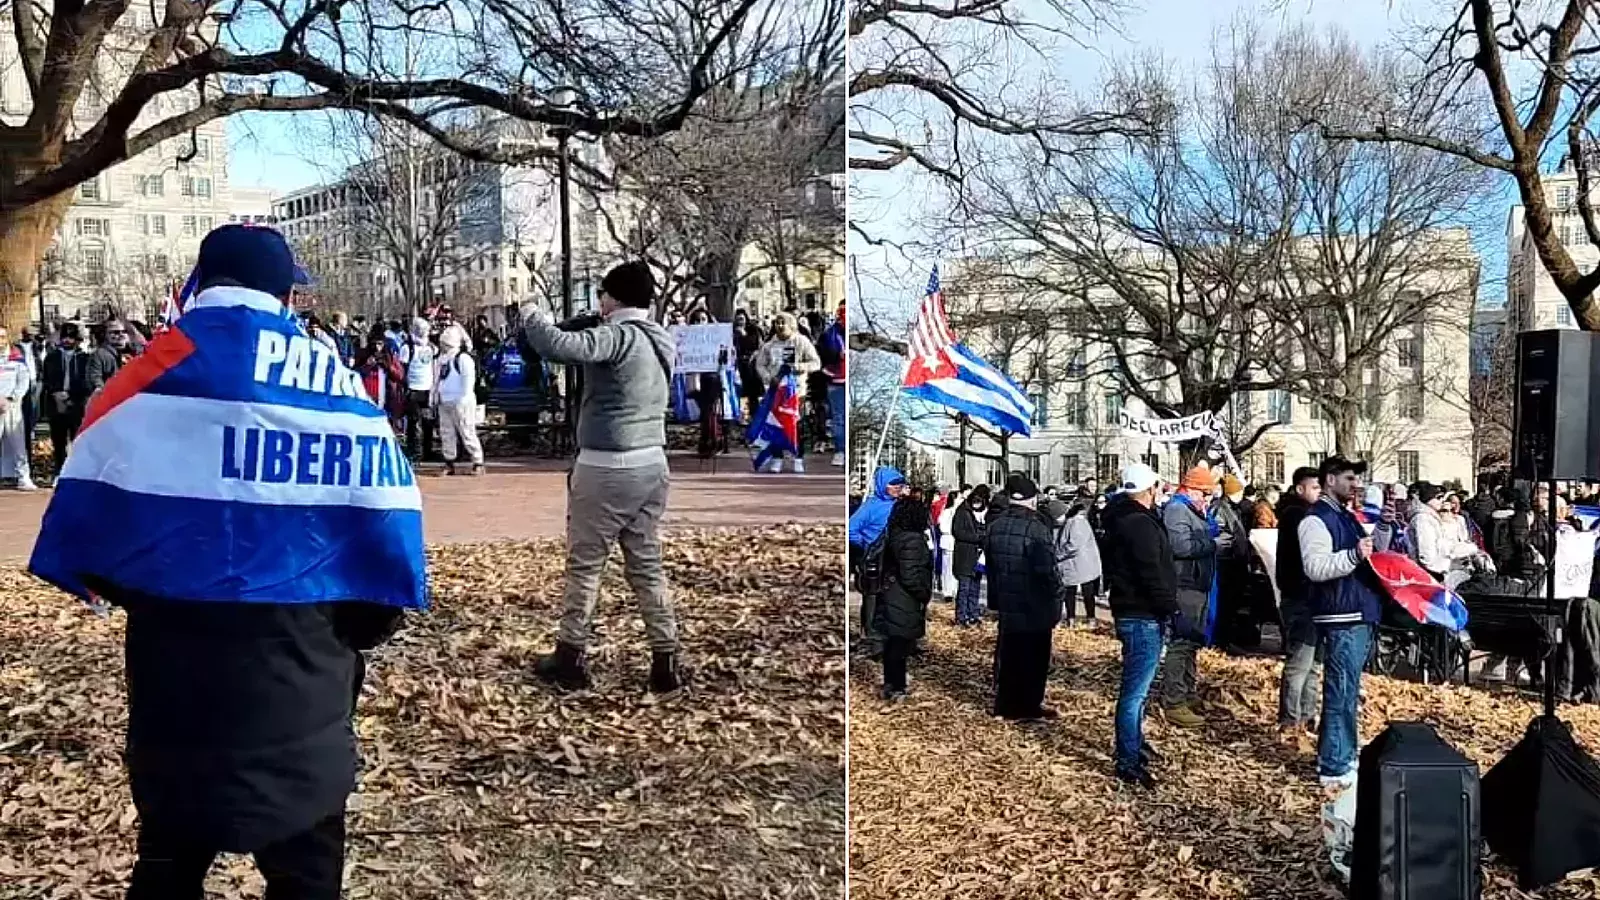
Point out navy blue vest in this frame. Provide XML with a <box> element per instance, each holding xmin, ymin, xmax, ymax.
<box><xmin>1306</xmin><ymin>499</ymin><xmax>1385</xmax><ymax>626</ymax></box>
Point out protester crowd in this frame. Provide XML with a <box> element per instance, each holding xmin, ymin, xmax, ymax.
<box><xmin>4</xmin><ymin>291</ymin><xmax>849</xmax><ymax>484</ymax></box>
<box><xmin>848</xmin><ymin>455</ymin><xmax>1600</xmax><ymax>795</ymax></box>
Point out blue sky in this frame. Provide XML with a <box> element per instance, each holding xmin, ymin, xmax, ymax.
<box><xmin>228</xmin><ymin>110</ymin><xmax>327</xmax><ymax>193</ymax></box>
<box><xmin>850</xmin><ymin>0</ymin><xmax>1513</xmax><ymax>331</ymax></box>
<box><xmin>848</xmin><ymin>0</ymin><xmax>1523</xmax><ymax>443</ymax></box>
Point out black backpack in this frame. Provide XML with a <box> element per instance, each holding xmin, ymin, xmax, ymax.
<box><xmin>855</xmin><ymin>533</ymin><xmax>888</xmax><ymax>595</ymax></box>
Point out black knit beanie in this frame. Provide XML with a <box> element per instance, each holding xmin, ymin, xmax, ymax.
<box><xmin>601</xmin><ymin>261</ymin><xmax>655</xmax><ymax>309</ymax></box>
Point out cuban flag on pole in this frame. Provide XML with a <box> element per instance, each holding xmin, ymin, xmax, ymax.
<box><xmin>746</xmin><ymin>366</ymin><xmax>801</xmax><ymax>471</ymax></box>
<box><xmin>901</xmin><ymin>266</ymin><xmax>1033</xmax><ymax>436</ymax></box>
<box><xmin>157</xmin><ymin>268</ymin><xmax>201</xmax><ymax>332</ymax></box>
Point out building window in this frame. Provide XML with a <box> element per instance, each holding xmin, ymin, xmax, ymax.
<box><xmin>1021</xmin><ymin>454</ymin><xmax>1042</xmax><ymax>483</ymax></box>
<box><xmin>1142</xmin><ymin>452</ymin><xmax>1161</xmax><ymax>474</ymax></box>
<box><xmin>1362</xmin><ymin>383</ymin><xmax>1383</xmax><ymax>420</ymax></box>
<box><xmin>1267</xmin><ymin>389</ymin><xmax>1292</xmax><ymax>424</ymax></box>
<box><xmin>196</xmin><ymin>137</ymin><xmax>211</xmax><ymax>161</ymax></box>
<box><xmin>509</xmin><ymin>277</ymin><xmax>518</xmax><ymax>294</ymax></box>
<box><xmin>137</xmin><ymin>214</ymin><xmax>149</xmax><ymax>235</ymax></box>
<box><xmin>150</xmin><ymin>253</ymin><xmax>170</xmax><ymax>275</ymax></box>
<box><xmin>1399</xmin><ymin>384</ymin><xmax>1423</xmax><ymax>420</ymax></box>
<box><xmin>1397</xmin><ymin>450</ymin><xmax>1420</xmax><ymax>484</ymax></box>
<box><xmin>1096</xmin><ymin>454</ymin><xmax>1120</xmax><ymax>484</ymax></box>
<box><xmin>1067</xmin><ymin>349</ymin><xmax>1087</xmax><ymax>378</ymax></box>
<box><xmin>181</xmin><ymin>177</ymin><xmax>195</xmax><ymax>196</ymax></box>
<box><xmin>197</xmin><ymin>178</ymin><xmax>212</xmax><ymax>198</ymax></box>
<box><xmin>1309</xmin><ymin>451</ymin><xmax>1327</xmax><ymax>469</ymax></box>
<box><xmin>1310</xmin><ymin>402</ymin><xmax>1328</xmax><ymax>421</ymax></box>
<box><xmin>78</xmin><ymin>179</ymin><xmax>101</xmax><ymax>201</ymax></box>
<box><xmin>1397</xmin><ymin>337</ymin><xmax>1420</xmax><ymax>368</ymax></box>
<box><xmin>1061</xmin><ymin>393</ymin><xmax>1087</xmax><ymax>427</ymax></box>
<box><xmin>84</xmin><ymin>249</ymin><xmax>106</xmax><ymax>285</ymax></box>
<box><xmin>198</xmin><ymin>216</ymin><xmax>213</xmax><ymax>232</ymax></box>
<box><xmin>1029</xmin><ymin>393</ymin><xmax>1049</xmax><ymax>427</ymax></box>
<box><xmin>1559</xmin><ymin>305</ymin><xmax>1575</xmax><ymax>326</ymax></box>
<box><xmin>1265</xmin><ymin>452</ymin><xmax>1285</xmax><ymax>486</ymax></box>
<box><xmin>75</xmin><ymin>218</ymin><xmax>109</xmax><ymax>237</ymax></box>
<box><xmin>1559</xmin><ymin>185</ymin><xmax>1573</xmax><ymax>207</ymax></box>
<box><xmin>182</xmin><ymin>215</ymin><xmax>197</xmax><ymax>236</ymax></box>
<box><xmin>1103</xmin><ymin>392</ymin><xmax>1123</xmax><ymax>425</ymax></box>
<box><xmin>985</xmin><ymin>458</ymin><xmax>1004</xmax><ymax>486</ymax></box>
<box><xmin>151</xmin><ymin>215</ymin><xmax>166</xmax><ymax>236</ymax></box>
<box><xmin>1060</xmin><ymin>454</ymin><xmax>1080</xmax><ymax>484</ymax></box>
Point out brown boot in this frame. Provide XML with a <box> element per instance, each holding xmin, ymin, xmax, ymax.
<box><xmin>534</xmin><ymin>641</ymin><xmax>591</xmax><ymax>691</ymax></box>
<box><xmin>648</xmin><ymin>651</ymin><xmax>684</xmax><ymax>693</ymax></box>
<box><xmin>1163</xmin><ymin>703</ymin><xmax>1206</xmax><ymax>728</ymax></box>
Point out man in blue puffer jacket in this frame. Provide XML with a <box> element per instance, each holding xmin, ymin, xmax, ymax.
<box><xmin>1297</xmin><ymin>455</ymin><xmax>1382</xmax><ymax>780</ymax></box>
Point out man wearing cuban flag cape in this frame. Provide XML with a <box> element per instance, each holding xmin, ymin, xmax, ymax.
<box><xmin>29</xmin><ymin>225</ymin><xmax>426</xmax><ymax>899</ymax></box>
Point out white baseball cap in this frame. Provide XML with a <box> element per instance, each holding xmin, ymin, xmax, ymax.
<box><xmin>1120</xmin><ymin>462</ymin><xmax>1160</xmax><ymax>495</ymax></box>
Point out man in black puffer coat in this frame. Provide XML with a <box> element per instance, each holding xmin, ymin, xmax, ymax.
<box><xmin>985</xmin><ymin>473</ymin><xmax>1062</xmax><ymax>722</ymax></box>
<box><xmin>1274</xmin><ymin>466</ymin><xmax>1323</xmax><ymax>732</ymax></box>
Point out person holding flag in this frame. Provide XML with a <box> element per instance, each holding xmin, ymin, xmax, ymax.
<box><xmin>754</xmin><ymin>312</ymin><xmax>819</xmax><ymax>473</ymax></box>
<box><xmin>28</xmin><ymin>224</ymin><xmax>426</xmax><ymax>897</ymax></box>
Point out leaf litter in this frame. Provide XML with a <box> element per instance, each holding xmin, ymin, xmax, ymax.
<box><xmin>0</xmin><ymin>525</ymin><xmax>845</xmax><ymax>899</ymax></box>
<box><xmin>849</xmin><ymin>603</ymin><xmax>1600</xmax><ymax>900</ymax></box>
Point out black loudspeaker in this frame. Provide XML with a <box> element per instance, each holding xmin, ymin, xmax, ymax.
<box><xmin>1482</xmin><ymin>716</ymin><xmax>1600</xmax><ymax>890</ymax></box>
<box><xmin>1351</xmin><ymin>722</ymin><xmax>1481</xmax><ymax>900</ymax></box>
<box><xmin>1512</xmin><ymin>330</ymin><xmax>1600</xmax><ymax>482</ymax></box>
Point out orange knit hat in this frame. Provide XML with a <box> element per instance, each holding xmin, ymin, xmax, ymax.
<box><xmin>1180</xmin><ymin>463</ymin><xmax>1218</xmax><ymax>492</ymax></box>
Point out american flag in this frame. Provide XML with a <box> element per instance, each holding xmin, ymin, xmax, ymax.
<box><xmin>901</xmin><ymin>265</ymin><xmax>1034</xmax><ymax>436</ymax></box>
<box><xmin>908</xmin><ymin>266</ymin><xmax>958</xmax><ymax>367</ymax></box>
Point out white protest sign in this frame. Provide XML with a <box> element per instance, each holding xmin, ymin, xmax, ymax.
<box><xmin>671</xmin><ymin>323</ymin><xmax>734</xmax><ymax>374</ymax></box>
<box><xmin>1116</xmin><ymin>409</ymin><xmax>1216</xmax><ymax>443</ymax></box>
<box><xmin>1554</xmin><ymin>530</ymin><xmax>1599</xmax><ymax>599</ymax></box>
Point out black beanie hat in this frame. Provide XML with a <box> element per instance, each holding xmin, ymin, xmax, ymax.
<box><xmin>601</xmin><ymin>261</ymin><xmax>655</xmax><ymax>309</ymax></box>
<box><xmin>195</xmin><ymin>224</ymin><xmax>297</xmax><ymax>298</ymax></box>
<box><xmin>1004</xmin><ymin>472</ymin><xmax>1039</xmax><ymax>501</ymax></box>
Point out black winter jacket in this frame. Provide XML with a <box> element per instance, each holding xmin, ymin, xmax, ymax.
<box><xmin>1101</xmin><ymin>495</ymin><xmax>1179</xmax><ymax>620</ymax></box>
<box><xmin>879</xmin><ymin>521</ymin><xmax>933</xmax><ymax>640</ymax></box>
<box><xmin>983</xmin><ymin>504</ymin><xmax>1062</xmax><ymax>631</ymax></box>
<box><xmin>109</xmin><ymin>584</ymin><xmax>401</xmax><ymax>853</ymax></box>
<box><xmin>1275</xmin><ymin>494</ymin><xmax>1312</xmax><ymax>604</ymax></box>
<box><xmin>950</xmin><ymin>502</ymin><xmax>987</xmax><ymax>580</ymax></box>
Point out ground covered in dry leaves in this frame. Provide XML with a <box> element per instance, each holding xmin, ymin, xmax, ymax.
<box><xmin>0</xmin><ymin>525</ymin><xmax>845</xmax><ymax>899</ymax></box>
<box><xmin>849</xmin><ymin>603</ymin><xmax>1600</xmax><ymax>900</ymax></box>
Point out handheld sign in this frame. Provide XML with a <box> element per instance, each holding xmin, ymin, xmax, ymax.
<box><xmin>672</xmin><ymin>323</ymin><xmax>734</xmax><ymax>374</ymax></box>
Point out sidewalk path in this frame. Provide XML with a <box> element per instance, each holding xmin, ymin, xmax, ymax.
<box><xmin>0</xmin><ymin>453</ymin><xmax>844</xmax><ymax>563</ymax></box>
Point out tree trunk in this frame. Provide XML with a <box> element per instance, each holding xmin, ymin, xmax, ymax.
<box><xmin>1333</xmin><ymin>405</ymin><xmax>1358</xmax><ymax>456</ymax></box>
<box><xmin>0</xmin><ymin>194</ymin><xmax>72</xmax><ymax>334</ymax></box>
<box><xmin>696</xmin><ymin>252</ymin><xmax>740</xmax><ymax>322</ymax></box>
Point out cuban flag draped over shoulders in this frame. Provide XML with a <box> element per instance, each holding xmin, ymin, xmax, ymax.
<box><xmin>1369</xmin><ymin>551</ymin><xmax>1469</xmax><ymax>632</ymax></box>
<box><xmin>901</xmin><ymin>267</ymin><xmax>1033</xmax><ymax>436</ymax></box>
<box><xmin>746</xmin><ymin>365</ymin><xmax>801</xmax><ymax>470</ymax></box>
<box><xmin>30</xmin><ymin>226</ymin><xmax>426</xmax><ymax>610</ymax></box>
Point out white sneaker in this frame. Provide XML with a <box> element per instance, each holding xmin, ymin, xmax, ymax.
<box><xmin>831</xmin><ymin>453</ymin><xmax>844</xmax><ymax>466</ymax></box>
<box><xmin>15</xmin><ymin>479</ymin><xmax>38</xmax><ymax>492</ymax></box>
<box><xmin>791</xmin><ymin>458</ymin><xmax>806</xmax><ymax>474</ymax></box>
<box><xmin>764</xmin><ymin>458</ymin><xmax>783</xmax><ymax>474</ymax></box>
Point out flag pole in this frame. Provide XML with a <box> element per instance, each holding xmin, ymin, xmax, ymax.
<box><xmin>868</xmin><ymin>360</ymin><xmax>908</xmax><ymax>474</ymax></box>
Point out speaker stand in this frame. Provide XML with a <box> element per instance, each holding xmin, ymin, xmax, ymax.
<box><xmin>1481</xmin><ymin>480</ymin><xmax>1600</xmax><ymax>890</ymax></box>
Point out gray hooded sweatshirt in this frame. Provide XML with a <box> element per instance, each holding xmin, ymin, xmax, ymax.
<box><xmin>525</xmin><ymin>307</ymin><xmax>674</xmax><ymax>457</ymax></box>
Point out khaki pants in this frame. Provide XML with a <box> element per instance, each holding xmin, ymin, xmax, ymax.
<box><xmin>438</xmin><ymin>400</ymin><xmax>483</xmax><ymax>465</ymax></box>
<box><xmin>557</xmin><ymin>461</ymin><xmax>677</xmax><ymax>652</ymax></box>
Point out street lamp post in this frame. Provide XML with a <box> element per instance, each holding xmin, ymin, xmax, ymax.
<box><xmin>549</xmin><ymin>84</ymin><xmax>580</xmax><ymax>450</ymax></box>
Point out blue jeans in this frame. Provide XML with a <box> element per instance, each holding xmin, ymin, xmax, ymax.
<box><xmin>1114</xmin><ymin>618</ymin><xmax>1164</xmax><ymax>775</ymax></box>
<box><xmin>955</xmin><ymin>577</ymin><xmax>982</xmax><ymax>625</ymax></box>
<box><xmin>828</xmin><ymin>383</ymin><xmax>846</xmax><ymax>452</ymax></box>
<box><xmin>1317</xmin><ymin>623</ymin><xmax>1373</xmax><ymax>777</ymax></box>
